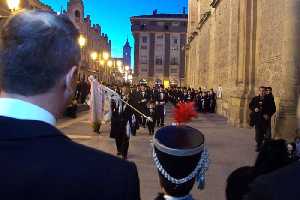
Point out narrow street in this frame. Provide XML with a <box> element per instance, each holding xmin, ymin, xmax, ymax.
<box><xmin>58</xmin><ymin>105</ymin><xmax>257</xmax><ymax>200</ymax></box>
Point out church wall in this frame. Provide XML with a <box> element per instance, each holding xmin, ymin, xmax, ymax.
<box><xmin>186</xmin><ymin>0</ymin><xmax>300</xmax><ymax>140</ymax></box>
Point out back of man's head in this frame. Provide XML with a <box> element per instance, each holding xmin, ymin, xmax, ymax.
<box><xmin>0</xmin><ymin>10</ymin><xmax>80</xmax><ymax>96</ymax></box>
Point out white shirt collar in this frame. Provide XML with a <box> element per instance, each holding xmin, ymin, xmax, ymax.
<box><xmin>164</xmin><ymin>194</ymin><xmax>191</xmax><ymax>200</ymax></box>
<box><xmin>0</xmin><ymin>98</ymin><xmax>56</xmax><ymax>126</ymax></box>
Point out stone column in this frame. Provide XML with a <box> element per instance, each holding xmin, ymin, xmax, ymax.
<box><xmin>180</xmin><ymin>33</ymin><xmax>186</xmax><ymax>86</ymax></box>
<box><xmin>164</xmin><ymin>33</ymin><xmax>170</xmax><ymax>78</ymax></box>
<box><xmin>148</xmin><ymin>33</ymin><xmax>155</xmax><ymax>80</ymax></box>
<box><xmin>274</xmin><ymin>0</ymin><xmax>300</xmax><ymax>140</ymax></box>
<box><xmin>133</xmin><ymin>33</ymin><xmax>140</xmax><ymax>76</ymax></box>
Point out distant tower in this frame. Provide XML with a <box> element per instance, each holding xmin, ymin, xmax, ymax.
<box><xmin>123</xmin><ymin>38</ymin><xmax>131</xmax><ymax>68</ymax></box>
<box><xmin>66</xmin><ymin>0</ymin><xmax>84</xmax><ymax>29</ymax></box>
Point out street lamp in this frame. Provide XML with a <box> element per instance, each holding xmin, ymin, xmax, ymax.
<box><xmin>125</xmin><ymin>65</ymin><xmax>130</xmax><ymax>72</ymax></box>
<box><xmin>99</xmin><ymin>59</ymin><xmax>105</xmax><ymax>66</ymax></box>
<box><xmin>7</xmin><ymin>0</ymin><xmax>20</xmax><ymax>12</ymax></box>
<box><xmin>90</xmin><ymin>51</ymin><xmax>98</xmax><ymax>73</ymax></box>
<box><xmin>117</xmin><ymin>60</ymin><xmax>123</xmax><ymax>68</ymax></box>
<box><xmin>107</xmin><ymin>60</ymin><xmax>113</xmax><ymax>68</ymax></box>
<box><xmin>78</xmin><ymin>35</ymin><xmax>86</xmax><ymax>48</ymax></box>
<box><xmin>77</xmin><ymin>35</ymin><xmax>87</xmax><ymax>80</ymax></box>
<box><xmin>90</xmin><ymin>51</ymin><xmax>98</xmax><ymax>61</ymax></box>
<box><xmin>102</xmin><ymin>52</ymin><xmax>110</xmax><ymax>61</ymax></box>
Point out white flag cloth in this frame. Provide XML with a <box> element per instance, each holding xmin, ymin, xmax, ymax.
<box><xmin>88</xmin><ymin>76</ymin><xmax>104</xmax><ymax>124</ymax></box>
<box><xmin>88</xmin><ymin>76</ymin><xmax>122</xmax><ymax>124</ymax></box>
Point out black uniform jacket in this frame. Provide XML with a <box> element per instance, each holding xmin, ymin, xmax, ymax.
<box><xmin>0</xmin><ymin>116</ymin><xmax>140</xmax><ymax>200</ymax></box>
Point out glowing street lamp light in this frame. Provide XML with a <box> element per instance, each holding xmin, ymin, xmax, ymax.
<box><xmin>78</xmin><ymin>35</ymin><xmax>86</xmax><ymax>48</ymax></box>
<box><xmin>107</xmin><ymin>60</ymin><xmax>113</xmax><ymax>68</ymax></box>
<box><xmin>99</xmin><ymin>59</ymin><xmax>105</xmax><ymax>66</ymax></box>
<box><xmin>90</xmin><ymin>51</ymin><xmax>98</xmax><ymax>61</ymax></box>
<box><xmin>125</xmin><ymin>65</ymin><xmax>130</xmax><ymax>71</ymax></box>
<box><xmin>102</xmin><ymin>52</ymin><xmax>110</xmax><ymax>61</ymax></box>
<box><xmin>116</xmin><ymin>60</ymin><xmax>123</xmax><ymax>68</ymax></box>
<box><xmin>7</xmin><ymin>0</ymin><xmax>20</xmax><ymax>12</ymax></box>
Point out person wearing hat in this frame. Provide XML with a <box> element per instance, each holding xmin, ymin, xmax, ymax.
<box><xmin>137</xmin><ymin>84</ymin><xmax>150</xmax><ymax>128</ymax></box>
<box><xmin>152</xmin><ymin>102</ymin><xmax>209</xmax><ymax>200</ymax></box>
<box><xmin>155</xmin><ymin>87</ymin><xmax>167</xmax><ymax>127</ymax></box>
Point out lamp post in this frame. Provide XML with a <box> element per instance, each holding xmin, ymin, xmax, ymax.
<box><xmin>0</xmin><ymin>0</ymin><xmax>20</xmax><ymax>26</ymax></box>
<box><xmin>6</xmin><ymin>0</ymin><xmax>20</xmax><ymax>12</ymax></box>
<box><xmin>102</xmin><ymin>51</ymin><xmax>110</xmax><ymax>83</ymax></box>
<box><xmin>90</xmin><ymin>51</ymin><xmax>98</xmax><ymax>78</ymax></box>
<box><xmin>124</xmin><ymin>65</ymin><xmax>130</xmax><ymax>83</ymax></box>
<box><xmin>78</xmin><ymin>35</ymin><xmax>86</xmax><ymax>79</ymax></box>
<box><xmin>107</xmin><ymin>59</ymin><xmax>113</xmax><ymax>83</ymax></box>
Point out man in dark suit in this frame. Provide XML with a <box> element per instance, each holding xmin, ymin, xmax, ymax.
<box><xmin>0</xmin><ymin>10</ymin><xmax>140</xmax><ymax>200</ymax></box>
<box><xmin>249</xmin><ymin>87</ymin><xmax>266</xmax><ymax>151</ymax></box>
<box><xmin>245</xmin><ymin>161</ymin><xmax>300</xmax><ymax>200</ymax></box>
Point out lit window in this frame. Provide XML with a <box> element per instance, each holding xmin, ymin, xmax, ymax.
<box><xmin>155</xmin><ymin>57</ymin><xmax>163</xmax><ymax>65</ymax></box>
<box><xmin>142</xmin><ymin>36</ymin><xmax>148</xmax><ymax>43</ymax></box>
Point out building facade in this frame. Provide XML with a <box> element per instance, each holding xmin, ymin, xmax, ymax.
<box><xmin>131</xmin><ymin>11</ymin><xmax>187</xmax><ymax>86</ymax></box>
<box><xmin>123</xmin><ymin>39</ymin><xmax>131</xmax><ymax>68</ymax></box>
<box><xmin>185</xmin><ymin>0</ymin><xmax>300</xmax><ymax>140</ymax></box>
<box><xmin>0</xmin><ymin>0</ymin><xmax>52</xmax><ymax>26</ymax></box>
<box><xmin>0</xmin><ymin>0</ymin><xmax>112</xmax><ymax>81</ymax></box>
<box><xmin>66</xmin><ymin>0</ymin><xmax>112</xmax><ymax>80</ymax></box>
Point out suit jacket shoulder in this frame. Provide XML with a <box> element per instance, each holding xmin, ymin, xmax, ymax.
<box><xmin>246</xmin><ymin>161</ymin><xmax>300</xmax><ymax>200</ymax></box>
<box><xmin>0</xmin><ymin>117</ymin><xmax>140</xmax><ymax>200</ymax></box>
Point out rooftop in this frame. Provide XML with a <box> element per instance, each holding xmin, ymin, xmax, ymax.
<box><xmin>131</xmin><ymin>13</ymin><xmax>188</xmax><ymax>20</ymax></box>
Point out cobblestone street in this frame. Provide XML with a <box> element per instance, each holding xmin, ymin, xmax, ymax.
<box><xmin>58</xmin><ymin>105</ymin><xmax>257</xmax><ymax>200</ymax></box>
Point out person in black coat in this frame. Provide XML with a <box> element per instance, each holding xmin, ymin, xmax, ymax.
<box><xmin>111</xmin><ymin>86</ymin><xmax>133</xmax><ymax>160</ymax></box>
<box><xmin>0</xmin><ymin>10</ymin><xmax>140</xmax><ymax>200</ymax></box>
<box><xmin>110</xmin><ymin>99</ymin><xmax>122</xmax><ymax>155</ymax></box>
<box><xmin>263</xmin><ymin>87</ymin><xmax>276</xmax><ymax>140</ymax></box>
<box><xmin>249</xmin><ymin>87</ymin><xmax>266</xmax><ymax>151</ymax></box>
<box><xmin>155</xmin><ymin>87</ymin><xmax>167</xmax><ymax>127</ymax></box>
<box><xmin>245</xmin><ymin>160</ymin><xmax>300</xmax><ymax>200</ymax></box>
<box><xmin>146</xmin><ymin>100</ymin><xmax>156</xmax><ymax>135</ymax></box>
<box><xmin>137</xmin><ymin>85</ymin><xmax>149</xmax><ymax>127</ymax></box>
<box><xmin>209</xmin><ymin>89</ymin><xmax>217</xmax><ymax>113</ymax></box>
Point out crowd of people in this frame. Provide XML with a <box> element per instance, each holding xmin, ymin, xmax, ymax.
<box><xmin>1</xmin><ymin>10</ymin><xmax>300</xmax><ymax>200</ymax></box>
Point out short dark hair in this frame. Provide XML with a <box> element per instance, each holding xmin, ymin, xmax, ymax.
<box><xmin>0</xmin><ymin>10</ymin><xmax>80</xmax><ymax>96</ymax></box>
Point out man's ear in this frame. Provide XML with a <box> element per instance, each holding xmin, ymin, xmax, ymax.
<box><xmin>65</xmin><ymin>66</ymin><xmax>78</xmax><ymax>93</ymax></box>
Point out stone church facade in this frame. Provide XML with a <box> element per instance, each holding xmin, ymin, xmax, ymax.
<box><xmin>185</xmin><ymin>0</ymin><xmax>300</xmax><ymax>140</ymax></box>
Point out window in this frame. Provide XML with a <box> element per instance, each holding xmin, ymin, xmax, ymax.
<box><xmin>172</xmin><ymin>22</ymin><xmax>180</xmax><ymax>27</ymax></box>
<box><xmin>156</xmin><ymin>67</ymin><xmax>163</xmax><ymax>73</ymax></box>
<box><xmin>141</xmin><ymin>67</ymin><xmax>148</xmax><ymax>72</ymax></box>
<box><xmin>170</xmin><ymin>67</ymin><xmax>178</xmax><ymax>73</ymax></box>
<box><xmin>156</xmin><ymin>34</ymin><xmax>164</xmax><ymax>40</ymax></box>
<box><xmin>155</xmin><ymin>57</ymin><xmax>163</xmax><ymax>65</ymax></box>
<box><xmin>141</xmin><ymin>45</ymin><xmax>148</xmax><ymax>50</ymax></box>
<box><xmin>141</xmin><ymin>24</ymin><xmax>146</xmax><ymax>30</ymax></box>
<box><xmin>171</xmin><ymin>46</ymin><xmax>179</xmax><ymax>51</ymax></box>
<box><xmin>170</xmin><ymin>57</ymin><xmax>179</xmax><ymax>65</ymax></box>
<box><xmin>140</xmin><ymin>56</ymin><xmax>148</xmax><ymax>64</ymax></box>
<box><xmin>75</xmin><ymin>10</ymin><xmax>81</xmax><ymax>18</ymax></box>
<box><xmin>155</xmin><ymin>44</ymin><xmax>163</xmax><ymax>49</ymax></box>
<box><xmin>157</xmin><ymin>22</ymin><xmax>165</xmax><ymax>26</ymax></box>
<box><xmin>142</xmin><ymin>36</ymin><xmax>148</xmax><ymax>43</ymax></box>
<box><xmin>173</xmin><ymin>38</ymin><xmax>178</xmax><ymax>44</ymax></box>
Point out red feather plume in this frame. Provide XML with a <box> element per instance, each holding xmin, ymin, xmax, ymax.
<box><xmin>173</xmin><ymin>102</ymin><xmax>198</xmax><ymax>124</ymax></box>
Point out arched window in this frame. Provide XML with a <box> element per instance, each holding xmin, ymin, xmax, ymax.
<box><xmin>75</xmin><ymin>10</ymin><xmax>81</xmax><ymax>18</ymax></box>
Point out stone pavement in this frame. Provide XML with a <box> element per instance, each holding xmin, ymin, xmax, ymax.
<box><xmin>58</xmin><ymin>105</ymin><xmax>257</xmax><ymax>200</ymax></box>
